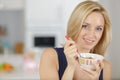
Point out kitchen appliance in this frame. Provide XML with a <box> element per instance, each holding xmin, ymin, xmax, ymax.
<box><xmin>25</xmin><ymin>26</ymin><xmax>65</xmax><ymax>53</ymax></box>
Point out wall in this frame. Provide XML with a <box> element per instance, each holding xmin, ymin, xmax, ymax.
<box><xmin>99</xmin><ymin>0</ymin><xmax>120</xmax><ymax>79</ymax></box>
<box><xmin>25</xmin><ymin>0</ymin><xmax>63</xmax><ymax>27</ymax></box>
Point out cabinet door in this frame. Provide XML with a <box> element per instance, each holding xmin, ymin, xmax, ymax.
<box><xmin>0</xmin><ymin>0</ymin><xmax>24</xmax><ymax>10</ymax></box>
<box><xmin>25</xmin><ymin>0</ymin><xmax>63</xmax><ymax>26</ymax></box>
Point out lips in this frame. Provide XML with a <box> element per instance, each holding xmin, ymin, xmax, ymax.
<box><xmin>83</xmin><ymin>38</ymin><xmax>95</xmax><ymax>45</ymax></box>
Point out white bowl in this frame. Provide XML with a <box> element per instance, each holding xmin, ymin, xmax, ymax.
<box><xmin>78</xmin><ymin>53</ymin><xmax>104</xmax><ymax>70</ymax></box>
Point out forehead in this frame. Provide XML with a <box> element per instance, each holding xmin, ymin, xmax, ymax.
<box><xmin>84</xmin><ymin>12</ymin><xmax>105</xmax><ymax>26</ymax></box>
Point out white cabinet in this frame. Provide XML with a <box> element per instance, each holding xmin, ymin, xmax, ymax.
<box><xmin>0</xmin><ymin>0</ymin><xmax>25</xmax><ymax>53</ymax></box>
<box><xmin>25</xmin><ymin>0</ymin><xmax>63</xmax><ymax>27</ymax></box>
<box><xmin>0</xmin><ymin>0</ymin><xmax>24</xmax><ymax>10</ymax></box>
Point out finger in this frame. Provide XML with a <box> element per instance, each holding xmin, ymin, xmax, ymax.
<box><xmin>65</xmin><ymin>36</ymin><xmax>73</xmax><ymax>46</ymax></box>
<box><xmin>64</xmin><ymin>40</ymin><xmax>75</xmax><ymax>49</ymax></box>
<box><xmin>92</xmin><ymin>60</ymin><xmax>100</xmax><ymax>73</ymax></box>
<box><xmin>81</xmin><ymin>67</ymin><xmax>95</xmax><ymax>75</ymax></box>
<box><xmin>93</xmin><ymin>60</ymin><xmax>104</xmax><ymax>74</ymax></box>
<box><xmin>99</xmin><ymin>60</ymin><xmax>104</xmax><ymax>69</ymax></box>
<box><xmin>64</xmin><ymin>43</ymin><xmax>77</xmax><ymax>53</ymax></box>
<box><xmin>64</xmin><ymin>45</ymin><xmax>78</xmax><ymax>58</ymax></box>
<box><xmin>65</xmin><ymin>49</ymin><xmax>78</xmax><ymax>62</ymax></box>
<box><xmin>64</xmin><ymin>47</ymin><xmax>77</xmax><ymax>56</ymax></box>
<box><xmin>70</xmin><ymin>52</ymin><xmax>78</xmax><ymax>58</ymax></box>
<box><xmin>65</xmin><ymin>35</ymin><xmax>71</xmax><ymax>40</ymax></box>
<box><xmin>65</xmin><ymin>44</ymin><xmax>77</xmax><ymax>51</ymax></box>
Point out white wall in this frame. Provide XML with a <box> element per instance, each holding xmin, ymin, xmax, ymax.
<box><xmin>25</xmin><ymin>0</ymin><xmax>63</xmax><ymax>27</ymax></box>
<box><xmin>99</xmin><ymin>0</ymin><xmax>120</xmax><ymax>79</ymax></box>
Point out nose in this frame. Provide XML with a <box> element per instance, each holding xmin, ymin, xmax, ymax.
<box><xmin>86</xmin><ymin>29</ymin><xmax>95</xmax><ymax>38</ymax></box>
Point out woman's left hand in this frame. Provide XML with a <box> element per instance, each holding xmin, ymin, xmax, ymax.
<box><xmin>74</xmin><ymin>60</ymin><xmax>104</xmax><ymax>80</ymax></box>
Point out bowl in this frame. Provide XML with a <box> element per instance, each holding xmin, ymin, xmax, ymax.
<box><xmin>78</xmin><ymin>53</ymin><xmax>104</xmax><ymax>70</ymax></box>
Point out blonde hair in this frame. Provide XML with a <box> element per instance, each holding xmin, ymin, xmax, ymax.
<box><xmin>67</xmin><ymin>0</ymin><xmax>111</xmax><ymax>55</ymax></box>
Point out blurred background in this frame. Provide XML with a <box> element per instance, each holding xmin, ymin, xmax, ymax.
<box><xmin>0</xmin><ymin>0</ymin><xmax>120</xmax><ymax>80</ymax></box>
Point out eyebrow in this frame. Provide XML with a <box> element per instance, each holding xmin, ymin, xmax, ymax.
<box><xmin>83</xmin><ymin>22</ymin><xmax>104</xmax><ymax>27</ymax></box>
<box><xmin>83</xmin><ymin>22</ymin><xmax>90</xmax><ymax>25</ymax></box>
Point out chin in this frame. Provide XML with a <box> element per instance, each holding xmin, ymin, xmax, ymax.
<box><xmin>84</xmin><ymin>45</ymin><xmax>94</xmax><ymax>51</ymax></box>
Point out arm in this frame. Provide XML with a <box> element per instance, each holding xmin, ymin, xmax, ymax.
<box><xmin>103</xmin><ymin>59</ymin><xmax>112</xmax><ymax>80</ymax></box>
<box><xmin>40</xmin><ymin>48</ymin><xmax>77</xmax><ymax>80</ymax></box>
<box><xmin>62</xmin><ymin>39</ymin><xmax>78</xmax><ymax>80</ymax></box>
<box><xmin>40</xmin><ymin>48</ymin><xmax>59</xmax><ymax>80</ymax></box>
<box><xmin>61</xmin><ymin>65</ymin><xmax>76</xmax><ymax>80</ymax></box>
<box><xmin>40</xmin><ymin>39</ymin><xmax>78</xmax><ymax>80</ymax></box>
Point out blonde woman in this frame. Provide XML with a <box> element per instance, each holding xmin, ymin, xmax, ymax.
<box><xmin>40</xmin><ymin>0</ymin><xmax>112</xmax><ymax>80</ymax></box>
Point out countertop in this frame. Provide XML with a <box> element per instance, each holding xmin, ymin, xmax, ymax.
<box><xmin>0</xmin><ymin>70</ymin><xmax>39</xmax><ymax>80</ymax></box>
<box><xmin>0</xmin><ymin>54</ymin><xmax>40</xmax><ymax>80</ymax></box>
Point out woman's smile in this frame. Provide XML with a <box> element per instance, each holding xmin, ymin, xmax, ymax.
<box><xmin>83</xmin><ymin>38</ymin><xmax>95</xmax><ymax>45</ymax></box>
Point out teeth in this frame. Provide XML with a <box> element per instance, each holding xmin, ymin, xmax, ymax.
<box><xmin>86</xmin><ymin>39</ymin><xmax>93</xmax><ymax>42</ymax></box>
<box><xmin>84</xmin><ymin>38</ymin><xmax>94</xmax><ymax>43</ymax></box>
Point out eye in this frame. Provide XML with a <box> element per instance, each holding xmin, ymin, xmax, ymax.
<box><xmin>96</xmin><ymin>27</ymin><xmax>103</xmax><ymax>31</ymax></box>
<box><xmin>82</xmin><ymin>25</ymin><xmax>88</xmax><ymax>29</ymax></box>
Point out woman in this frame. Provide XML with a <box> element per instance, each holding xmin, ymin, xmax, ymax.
<box><xmin>40</xmin><ymin>1</ymin><xmax>112</xmax><ymax>80</ymax></box>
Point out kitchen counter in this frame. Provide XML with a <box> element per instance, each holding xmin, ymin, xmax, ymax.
<box><xmin>0</xmin><ymin>54</ymin><xmax>40</xmax><ymax>80</ymax></box>
<box><xmin>0</xmin><ymin>70</ymin><xmax>39</xmax><ymax>80</ymax></box>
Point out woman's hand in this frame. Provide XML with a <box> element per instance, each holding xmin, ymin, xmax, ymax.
<box><xmin>61</xmin><ymin>38</ymin><xmax>79</xmax><ymax>80</ymax></box>
<box><xmin>64</xmin><ymin>39</ymin><xmax>78</xmax><ymax>67</ymax></box>
<box><xmin>74</xmin><ymin>60</ymin><xmax>104</xmax><ymax>80</ymax></box>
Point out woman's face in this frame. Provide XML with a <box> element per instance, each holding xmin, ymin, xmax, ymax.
<box><xmin>76</xmin><ymin>12</ymin><xmax>104</xmax><ymax>52</ymax></box>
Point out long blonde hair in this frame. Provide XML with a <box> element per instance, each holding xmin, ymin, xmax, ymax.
<box><xmin>67</xmin><ymin>1</ymin><xmax>111</xmax><ymax>55</ymax></box>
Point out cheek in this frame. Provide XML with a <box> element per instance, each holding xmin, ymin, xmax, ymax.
<box><xmin>96</xmin><ymin>32</ymin><xmax>103</xmax><ymax>41</ymax></box>
<box><xmin>76</xmin><ymin>34</ymin><xmax>83</xmax><ymax>44</ymax></box>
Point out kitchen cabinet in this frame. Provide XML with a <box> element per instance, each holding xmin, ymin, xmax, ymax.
<box><xmin>0</xmin><ymin>0</ymin><xmax>25</xmax><ymax>54</ymax></box>
<box><xmin>0</xmin><ymin>0</ymin><xmax>24</xmax><ymax>10</ymax></box>
<box><xmin>25</xmin><ymin>0</ymin><xmax>63</xmax><ymax>27</ymax></box>
<box><xmin>0</xmin><ymin>11</ymin><xmax>25</xmax><ymax>54</ymax></box>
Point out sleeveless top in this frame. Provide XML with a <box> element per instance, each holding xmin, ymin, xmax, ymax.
<box><xmin>54</xmin><ymin>48</ymin><xmax>103</xmax><ymax>80</ymax></box>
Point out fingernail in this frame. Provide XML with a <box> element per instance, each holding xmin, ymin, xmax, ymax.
<box><xmin>69</xmin><ymin>44</ymin><xmax>73</xmax><ymax>46</ymax></box>
<box><xmin>76</xmin><ymin>49</ymin><xmax>78</xmax><ymax>53</ymax></box>
<box><xmin>65</xmin><ymin>35</ymin><xmax>70</xmax><ymax>40</ymax></box>
<box><xmin>97</xmin><ymin>60</ymin><xmax>100</xmax><ymax>64</ymax></box>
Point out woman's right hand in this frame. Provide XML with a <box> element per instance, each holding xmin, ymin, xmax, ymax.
<box><xmin>61</xmin><ymin>37</ymin><xmax>79</xmax><ymax>80</ymax></box>
<box><xmin>64</xmin><ymin>39</ymin><xmax>78</xmax><ymax>67</ymax></box>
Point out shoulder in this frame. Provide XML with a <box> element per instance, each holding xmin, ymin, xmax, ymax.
<box><xmin>103</xmin><ymin>59</ymin><xmax>111</xmax><ymax>65</ymax></box>
<box><xmin>40</xmin><ymin>48</ymin><xmax>59</xmax><ymax>69</ymax></box>
<box><xmin>103</xmin><ymin>59</ymin><xmax>112</xmax><ymax>80</ymax></box>
<box><xmin>41</xmin><ymin>48</ymin><xmax>63</xmax><ymax>59</ymax></box>
<box><xmin>103</xmin><ymin>59</ymin><xmax>112</xmax><ymax>70</ymax></box>
<box><xmin>41</xmin><ymin>47</ymin><xmax>63</xmax><ymax>55</ymax></box>
<box><xmin>40</xmin><ymin>48</ymin><xmax>58</xmax><ymax>63</ymax></box>
<box><xmin>40</xmin><ymin>48</ymin><xmax>61</xmax><ymax>79</ymax></box>
<box><xmin>41</xmin><ymin>48</ymin><xmax>57</xmax><ymax>56</ymax></box>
